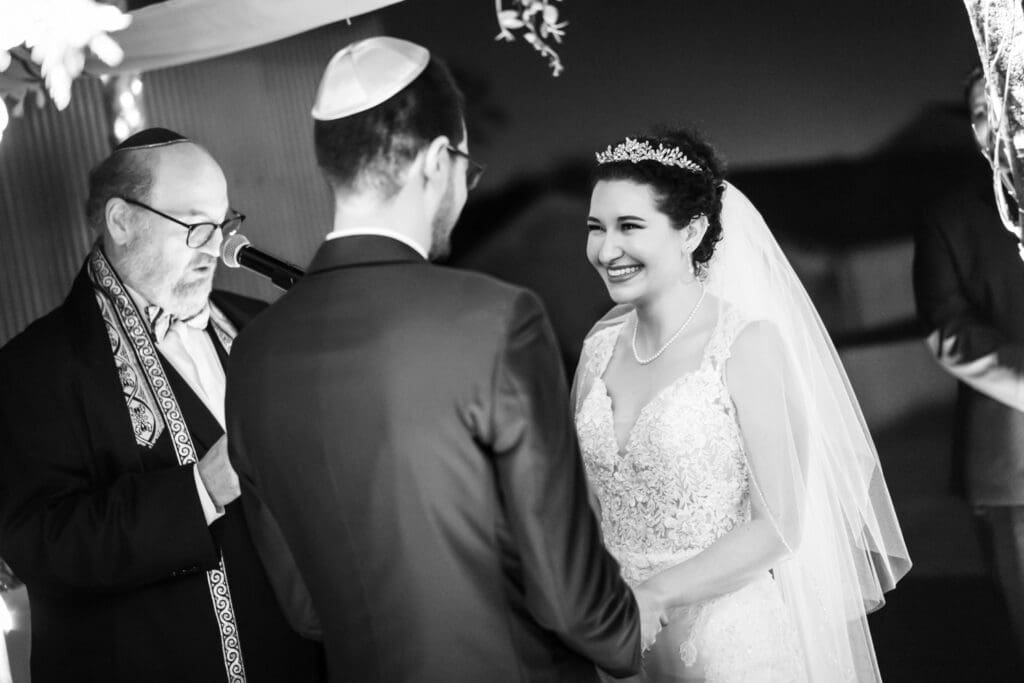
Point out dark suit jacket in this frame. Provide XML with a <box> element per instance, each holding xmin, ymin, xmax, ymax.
<box><xmin>0</xmin><ymin>263</ymin><xmax>324</xmax><ymax>682</ymax></box>
<box><xmin>913</xmin><ymin>174</ymin><xmax>1024</xmax><ymax>505</ymax></box>
<box><xmin>227</xmin><ymin>235</ymin><xmax>641</xmax><ymax>683</ymax></box>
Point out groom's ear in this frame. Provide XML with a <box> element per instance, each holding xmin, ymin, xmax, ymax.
<box><xmin>420</xmin><ymin>135</ymin><xmax>452</xmax><ymax>186</ymax></box>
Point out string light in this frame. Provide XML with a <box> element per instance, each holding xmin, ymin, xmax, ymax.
<box><xmin>0</xmin><ymin>99</ymin><xmax>8</xmax><ymax>145</ymax></box>
<box><xmin>0</xmin><ymin>594</ymin><xmax>12</xmax><ymax>633</ymax></box>
<box><xmin>106</xmin><ymin>72</ymin><xmax>145</xmax><ymax>143</ymax></box>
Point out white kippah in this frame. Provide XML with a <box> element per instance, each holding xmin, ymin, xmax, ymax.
<box><xmin>311</xmin><ymin>36</ymin><xmax>430</xmax><ymax>121</ymax></box>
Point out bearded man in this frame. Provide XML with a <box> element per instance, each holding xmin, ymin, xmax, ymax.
<box><xmin>0</xmin><ymin>129</ymin><xmax>323</xmax><ymax>682</ymax></box>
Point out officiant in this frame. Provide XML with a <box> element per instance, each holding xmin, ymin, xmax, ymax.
<box><xmin>0</xmin><ymin>129</ymin><xmax>324</xmax><ymax>682</ymax></box>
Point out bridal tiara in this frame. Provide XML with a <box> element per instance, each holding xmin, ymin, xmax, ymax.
<box><xmin>595</xmin><ymin>137</ymin><xmax>703</xmax><ymax>173</ymax></box>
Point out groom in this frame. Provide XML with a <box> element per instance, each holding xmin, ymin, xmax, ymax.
<box><xmin>226</xmin><ymin>37</ymin><xmax>641</xmax><ymax>681</ymax></box>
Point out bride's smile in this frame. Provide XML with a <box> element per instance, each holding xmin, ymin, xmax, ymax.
<box><xmin>605</xmin><ymin>263</ymin><xmax>643</xmax><ymax>282</ymax></box>
<box><xmin>587</xmin><ymin>179</ymin><xmax>701</xmax><ymax>305</ymax></box>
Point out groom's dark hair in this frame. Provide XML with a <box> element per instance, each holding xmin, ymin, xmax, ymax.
<box><xmin>314</xmin><ymin>56</ymin><xmax>466</xmax><ymax>200</ymax></box>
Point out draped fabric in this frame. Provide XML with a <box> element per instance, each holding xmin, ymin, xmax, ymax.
<box><xmin>0</xmin><ymin>0</ymin><xmax>405</xmax><ymax>102</ymax></box>
<box><xmin>87</xmin><ymin>0</ymin><xmax>406</xmax><ymax>75</ymax></box>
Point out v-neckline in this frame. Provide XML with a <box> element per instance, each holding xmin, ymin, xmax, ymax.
<box><xmin>594</xmin><ymin>307</ymin><xmax>725</xmax><ymax>456</ymax></box>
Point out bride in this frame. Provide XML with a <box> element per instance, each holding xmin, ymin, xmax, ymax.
<box><xmin>573</xmin><ymin>129</ymin><xmax>911</xmax><ymax>681</ymax></box>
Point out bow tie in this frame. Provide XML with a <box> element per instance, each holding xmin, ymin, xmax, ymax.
<box><xmin>145</xmin><ymin>304</ymin><xmax>211</xmax><ymax>343</ymax></box>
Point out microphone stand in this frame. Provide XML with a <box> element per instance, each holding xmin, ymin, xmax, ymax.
<box><xmin>221</xmin><ymin>234</ymin><xmax>305</xmax><ymax>291</ymax></box>
<box><xmin>241</xmin><ymin>250</ymin><xmax>304</xmax><ymax>290</ymax></box>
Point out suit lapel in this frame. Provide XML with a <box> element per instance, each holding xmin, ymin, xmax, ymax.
<box><xmin>160</xmin><ymin>351</ymin><xmax>225</xmax><ymax>455</ymax></box>
<box><xmin>67</xmin><ymin>267</ymin><xmax>126</xmax><ymax>374</ymax></box>
<box><xmin>64</xmin><ymin>266</ymin><xmax>153</xmax><ymax>463</ymax></box>
<box><xmin>208</xmin><ymin>326</ymin><xmax>229</xmax><ymax>369</ymax></box>
<box><xmin>162</xmin><ymin>306</ymin><xmax>248</xmax><ymax>455</ymax></box>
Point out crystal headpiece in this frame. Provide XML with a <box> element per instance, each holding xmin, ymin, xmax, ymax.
<box><xmin>595</xmin><ymin>137</ymin><xmax>703</xmax><ymax>174</ymax></box>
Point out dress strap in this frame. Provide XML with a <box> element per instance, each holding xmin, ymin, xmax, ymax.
<box><xmin>703</xmin><ymin>303</ymin><xmax>751</xmax><ymax>374</ymax></box>
<box><xmin>581</xmin><ymin>320</ymin><xmax>624</xmax><ymax>379</ymax></box>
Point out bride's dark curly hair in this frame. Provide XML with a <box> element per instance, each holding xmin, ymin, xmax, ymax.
<box><xmin>592</xmin><ymin>127</ymin><xmax>726</xmax><ymax>276</ymax></box>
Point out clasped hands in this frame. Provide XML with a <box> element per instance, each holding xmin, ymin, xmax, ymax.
<box><xmin>197</xmin><ymin>434</ymin><xmax>241</xmax><ymax>509</ymax></box>
<box><xmin>633</xmin><ymin>582</ymin><xmax>669</xmax><ymax>652</ymax></box>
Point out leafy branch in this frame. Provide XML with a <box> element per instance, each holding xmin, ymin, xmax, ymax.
<box><xmin>495</xmin><ymin>0</ymin><xmax>567</xmax><ymax>77</ymax></box>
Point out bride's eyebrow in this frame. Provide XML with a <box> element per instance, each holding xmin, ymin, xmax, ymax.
<box><xmin>618</xmin><ymin>215</ymin><xmax>646</xmax><ymax>222</ymax></box>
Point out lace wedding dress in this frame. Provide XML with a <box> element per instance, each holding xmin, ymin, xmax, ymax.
<box><xmin>575</xmin><ymin>301</ymin><xmax>807</xmax><ymax>682</ymax></box>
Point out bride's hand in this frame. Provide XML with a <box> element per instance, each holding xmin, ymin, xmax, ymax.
<box><xmin>632</xmin><ymin>583</ymin><xmax>667</xmax><ymax>651</ymax></box>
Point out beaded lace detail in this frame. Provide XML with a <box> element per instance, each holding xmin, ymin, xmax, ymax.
<box><xmin>577</xmin><ymin>303</ymin><xmax>806</xmax><ymax>681</ymax></box>
<box><xmin>577</xmin><ymin>305</ymin><xmax>751</xmax><ymax>585</ymax></box>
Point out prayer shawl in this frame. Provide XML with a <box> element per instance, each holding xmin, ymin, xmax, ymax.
<box><xmin>87</xmin><ymin>244</ymin><xmax>246</xmax><ymax>682</ymax></box>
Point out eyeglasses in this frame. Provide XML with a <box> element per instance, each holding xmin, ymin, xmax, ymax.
<box><xmin>121</xmin><ymin>197</ymin><xmax>245</xmax><ymax>248</ymax></box>
<box><xmin>446</xmin><ymin>146</ymin><xmax>486</xmax><ymax>191</ymax></box>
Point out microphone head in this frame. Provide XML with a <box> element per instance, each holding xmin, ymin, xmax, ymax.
<box><xmin>220</xmin><ymin>233</ymin><xmax>251</xmax><ymax>268</ymax></box>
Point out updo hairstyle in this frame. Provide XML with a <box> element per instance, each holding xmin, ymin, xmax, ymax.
<box><xmin>592</xmin><ymin>128</ymin><xmax>726</xmax><ymax>276</ymax></box>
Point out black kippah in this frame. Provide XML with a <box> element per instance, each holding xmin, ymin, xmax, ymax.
<box><xmin>114</xmin><ymin>127</ymin><xmax>189</xmax><ymax>152</ymax></box>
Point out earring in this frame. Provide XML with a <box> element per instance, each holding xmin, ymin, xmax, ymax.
<box><xmin>682</xmin><ymin>253</ymin><xmax>697</xmax><ymax>282</ymax></box>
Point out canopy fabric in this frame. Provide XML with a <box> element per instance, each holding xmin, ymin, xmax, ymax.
<box><xmin>87</xmin><ymin>0</ymin><xmax>404</xmax><ymax>75</ymax></box>
<box><xmin>0</xmin><ymin>0</ymin><xmax>403</xmax><ymax>113</ymax></box>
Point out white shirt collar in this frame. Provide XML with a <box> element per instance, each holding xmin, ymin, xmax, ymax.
<box><xmin>325</xmin><ymin>227</ymin><xmax>429</xmax><ymax>259</ymax></box>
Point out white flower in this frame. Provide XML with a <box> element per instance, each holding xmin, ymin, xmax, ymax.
<box><xmin>541</xmin><ymin>18</ymin><xmax>567</xmax><ymax>43</ymax></box>
<box><xmin>87</xmin><ymin>30</ymin><xmax>128</xmax><ymax>67</ymax></box>
<box><xmin>497</xmin><ymin>9</ymin><xmax>524</xmax><ymax>29</ymax></box>
<box><xmin>1</xmin><ymin>0</ymin><xmax>130</xmax><ymax>110</ymax></box>
<box><xmin>0</xmin><ymin>0</ymin><xmax>34</xmax><ymax>53</ymax></box>
<box><xmin>493</xmin><ymin>0</ymin><xmax>566</xmax><ymax>76</ymax></box>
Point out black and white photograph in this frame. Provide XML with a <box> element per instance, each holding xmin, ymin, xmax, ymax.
<box><xmin>0</xmin><ymin>1</ymin><xmax>1022</xmax><ymax>681</ymax></box>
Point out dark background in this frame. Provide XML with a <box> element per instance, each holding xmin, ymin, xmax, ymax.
<box><xmin>1</xmin><ymin>1</ymin><xmax>1020</xmax><ymax>680</ymax></box>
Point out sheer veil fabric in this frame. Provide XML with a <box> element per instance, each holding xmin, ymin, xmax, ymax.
<box><xmin>572</xmin><ymin>182</ymin><xmax>911</xmax><ymax>681</ymax></box>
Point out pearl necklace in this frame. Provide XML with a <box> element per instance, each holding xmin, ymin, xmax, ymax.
<box><xmin>631</xmin><ymin>286</ymin><xmax>707</xmax><ymax>365</ymax></box>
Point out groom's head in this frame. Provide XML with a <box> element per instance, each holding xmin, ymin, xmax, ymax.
<box><xmin>313</xmin><ymin>37</ymin><xmax>471</xmax><ymax>259</ymax></box>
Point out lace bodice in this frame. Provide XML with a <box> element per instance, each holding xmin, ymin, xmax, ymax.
<box><xmin>576</xmin><ymin>304</ymin><xmax>752</xmax><ymax>586</ymax></box>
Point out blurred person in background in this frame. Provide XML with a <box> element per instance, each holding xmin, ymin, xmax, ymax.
<box><xmin>913</xmin><ymin>67</ymin><xmax>1024</xmax><ymax>662</ymax></box>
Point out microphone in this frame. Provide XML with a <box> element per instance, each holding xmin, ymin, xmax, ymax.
<box><xmin>220</xmin><ymin>234</ymin><xmax>304</xmax><ymax>291</ymax></box>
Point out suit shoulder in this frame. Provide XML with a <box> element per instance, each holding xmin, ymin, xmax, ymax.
<box><xmin>923</xmin><ymin>183</ymin><xmax>996</xmax><ymax>236</ymax></box>
<box><xmin>211</xmin><ymin>289</ymin><xmax>268</xmax><ymax>326</ymax></box>
<box><xmin>412</xmin><ymin>267</ymin><xmax>547</xmax><ymax>337</ymax></box>
<box><xmin>429</xmin><ymin>266</ymin><xmax>539</xmax><ymax>307</ymax></box>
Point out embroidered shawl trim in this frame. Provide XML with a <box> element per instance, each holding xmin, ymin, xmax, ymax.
<box><xmin>86</xmin><ymin>244</ymin><xmax>247</xmax><ymax>683</ymax></box>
